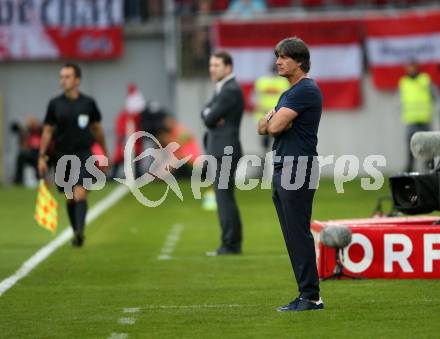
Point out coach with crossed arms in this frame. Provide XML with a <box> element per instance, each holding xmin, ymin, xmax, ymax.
<box><xmin>258</xmin><ymin>37</ymin><xmax>323</xmax><ymax>311</ymax></box>
<box><xmin>201</xmin><ymin>51</ymin><xmax>244</xmax><ymax>256</ymax></box>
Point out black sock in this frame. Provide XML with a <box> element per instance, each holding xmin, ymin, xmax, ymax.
<box><xmin>75</xmin><ymin>200</ymin><xmax>88</xmax><ymax>235</ymax></box>
<box><xmin>66</xmin><ymin>201</ymin><xmax>76</xmax><ymax>232</ymax></box>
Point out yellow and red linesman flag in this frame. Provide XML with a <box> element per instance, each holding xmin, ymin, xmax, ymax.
<box><xmin>34</xmin><ymin>180</ymin><xmax>58</xmax><ymax>233</ymax></box>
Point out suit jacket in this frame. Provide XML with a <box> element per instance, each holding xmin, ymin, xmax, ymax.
<box><xmin>201</xmin><ymin>77</ymin><xmax>244</xmax><ymax>158</ymax></box>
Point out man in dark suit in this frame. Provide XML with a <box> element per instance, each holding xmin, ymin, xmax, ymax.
<box><xmin>201</xmin><ymin>51</ymin><xmax>244</xmax><ymax>256</ymax></box>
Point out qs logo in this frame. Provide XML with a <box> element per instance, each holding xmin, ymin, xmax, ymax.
<box><xmin>115</xmin><ymin>131</ymin><xmax>192</xmax><ymax>207</ymax></box>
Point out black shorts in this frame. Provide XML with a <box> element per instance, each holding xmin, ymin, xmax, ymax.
<box><xmin>52</xmin><ymin>149</ymin><xmax>94</xmax><ymax>193</ymax></box>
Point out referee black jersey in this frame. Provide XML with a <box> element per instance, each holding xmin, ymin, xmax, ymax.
<box><xmin>44</xmin><ymin>93</ymin><xmax>102</xmax><ymax>154</ymax></box>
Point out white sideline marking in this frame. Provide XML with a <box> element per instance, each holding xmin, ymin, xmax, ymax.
<box><xmin>144</xmin><ymin>304</ymin><xmax>244</xmax><ymax>309</ymax></box>
<box><xmin>108</xmin><ymin>333</ymin><xmax>128</xmax><ymax>339</ymax></box>
<box><xmin>170</xmin><ymin>254</ymin><xmax>288</xmax><ymax>260</ymax></box>
<box><xmin>118</xmin><ymin>317</ymin><xmax>136</xmax><ymax>325</ymax></box>
<box><xmin>107</xmin><ymin>307</ymin><xmax>140</xmax><ymax>339</ymax></box>
<box><xmin>123</xmin><ymin>307</ymin><xmax>140</xmax><ymax>314</ymax></box>
<box><xmin>157</xmin><ymin>223</ymin><xmax>184</xmax><ymax>260</ymax></box>
<box><xmin>0</xmin><ymin>185</ymin><xmax>129</xmax><ymax>297</ymax></box>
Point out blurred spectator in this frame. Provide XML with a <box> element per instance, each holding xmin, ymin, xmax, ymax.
<box><xmin>158</xmin><ymin>116</ymin><xmax>203</xmax><ymax>177</ymax></box>
<box><xmin>159</xmin><ymin>116</ymin><xmax>202</xmax><ymax>158</ymax></box>
<box><xmin>109</xmin><ymin>83</ymin><xmax>145</xmax><ymax>179</ymax></box>
<box><xmin>11</xmin><ymin>115</ymin><xmax>42</xmax><ymax>185</ymax></box>
<box><xmin>253</xmin><ymin>63</ymin><xmax>289</xmax><ymax>154</ymax></box>
<box><xmin>174</xmin><ymin>0</ymin><xmax>195</xmax><ymax>15</ymax></box>
<box><xmin>147</xmin><ymin>0</ymin><xmax>164</xmax><ymax>18</ymax></box>
<box><xmin>140</xmin><ymin>101</ymin><xmax>202</xmax><ymax>177</ymax></box>
<box><xmin>125</xmin><ymin>0</ymin><xmax>142</xmax><ymax>23</ymax></box>
<box><xmin>141</xmin><ymin>100</ymin><xmax>169</xmax><ymax>137</ymax></box>
<box><xmin>125</xmin><ymin>0</ymin><xmax>163</xmax><ymax>23</ymax></box>
<box><xmin>197</xmin><ymin>0</ymin><xmax>212</xmax><ymax>14</ymax></box>
<box><xmin>399</xmin><ymin>60</ymin><xmax>436</xmax><ymax>172</ymax></box>
<box><xmin>192</xmin><ymin>25</ymin><xmax>212</xmax><ymax>71</ymax></box>
<box><xmin>172</xmin><ymin>0</ymin><xmax>437</xmax><ymax>19</ymax></box>
<box><xmin>226</xmin><ymin>0</ymin><xmax>267</xmax><ymax>17</ymax></box>
<box><xmin>175</xmin><ymin>0</ymin><xmax>219</xmax><ymax>15</ymax></box>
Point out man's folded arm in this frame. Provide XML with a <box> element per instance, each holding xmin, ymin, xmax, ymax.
<box><xmin>202</xmin><ymin>89</ymin><xmax>237</xmax><ymax>128</ymax></box>
<box><xmin>267</xmin><ymin>107</ymin><xmax>298</xmax><ymax>137</ymax></box>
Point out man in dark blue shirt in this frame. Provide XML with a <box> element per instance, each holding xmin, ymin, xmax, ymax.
<box><xmin>258</xmin><ymin>37</ymin><xmax>323</xmax><ymax>312</ymax></box>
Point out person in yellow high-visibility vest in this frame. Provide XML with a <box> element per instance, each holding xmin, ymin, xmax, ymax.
<box><xmin>253</xmin><ymin>64</ymin><xmax>290</xmax><ymax>153</ymax></box>
<box><xmin>399</xmin><ymin>61</ymin><xmax>436</xmax><ymax>172</ymax></box>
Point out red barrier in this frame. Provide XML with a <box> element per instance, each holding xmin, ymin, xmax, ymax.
<box><xmin>312</xmin><ymin>216</ymin><xmax>440</xmax><ymax>279</ymax></box>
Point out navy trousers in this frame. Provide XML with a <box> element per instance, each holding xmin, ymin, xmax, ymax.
<box><xmin>272</xmin><ymin>161</ymin><xmax>320</xmax><ymax>300</ymax></box>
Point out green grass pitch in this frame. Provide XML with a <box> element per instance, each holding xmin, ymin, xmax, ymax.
<box><xmin>0</xmin><ymin>179</ymin><xmax>439</xmax><ymax>338</ymax></box>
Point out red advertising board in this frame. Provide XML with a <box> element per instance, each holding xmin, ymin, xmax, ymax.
<box><xmin>0</xmin><ymin>0</ymin><xmax>123</xmax><ymax>60</ymax></box>
<box><xmin>312</xmin><ymin>216</ymin><xmax>440</xmax><ymax>279</ymax></box>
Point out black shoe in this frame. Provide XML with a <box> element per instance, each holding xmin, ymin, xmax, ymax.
<box><xmin>277</xmin><ymin>297</ymin><xmax>324</xmax><ymax>312</ymax></box>
<box><xmin>206</xmin><ymin>247</ymin><xmax>241</xmax><ymax>256</ymax></box>
<box><xmin>71</xmin><ymin>232</ymin><xmax>84</xmax><ymax>247</ymax></box>
<box><xmin>71</xmin><ymin>236</ymin><xmax>79</xmax><ymax>247</ymax></box>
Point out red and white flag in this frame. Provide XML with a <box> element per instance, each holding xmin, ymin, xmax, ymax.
<box><xmin>213</xmin><ymin>19</ymin><xmax>363</xmax><ymax>110</ymax></box>
<box><xmin>366</xmin><ymin>10</ymin><xmax>440</xmax><ymax>90</ymax></box>
<box><xmin>0</xmin><ymin>0</ymin><xmax>123</xmax><ymax>61</ymax></box>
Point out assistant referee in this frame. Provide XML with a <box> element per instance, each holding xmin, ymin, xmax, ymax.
<box><xmin>38</xmin><ymin>63</ymin><xmax>108</xmax><ymax>247</ymax></box>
